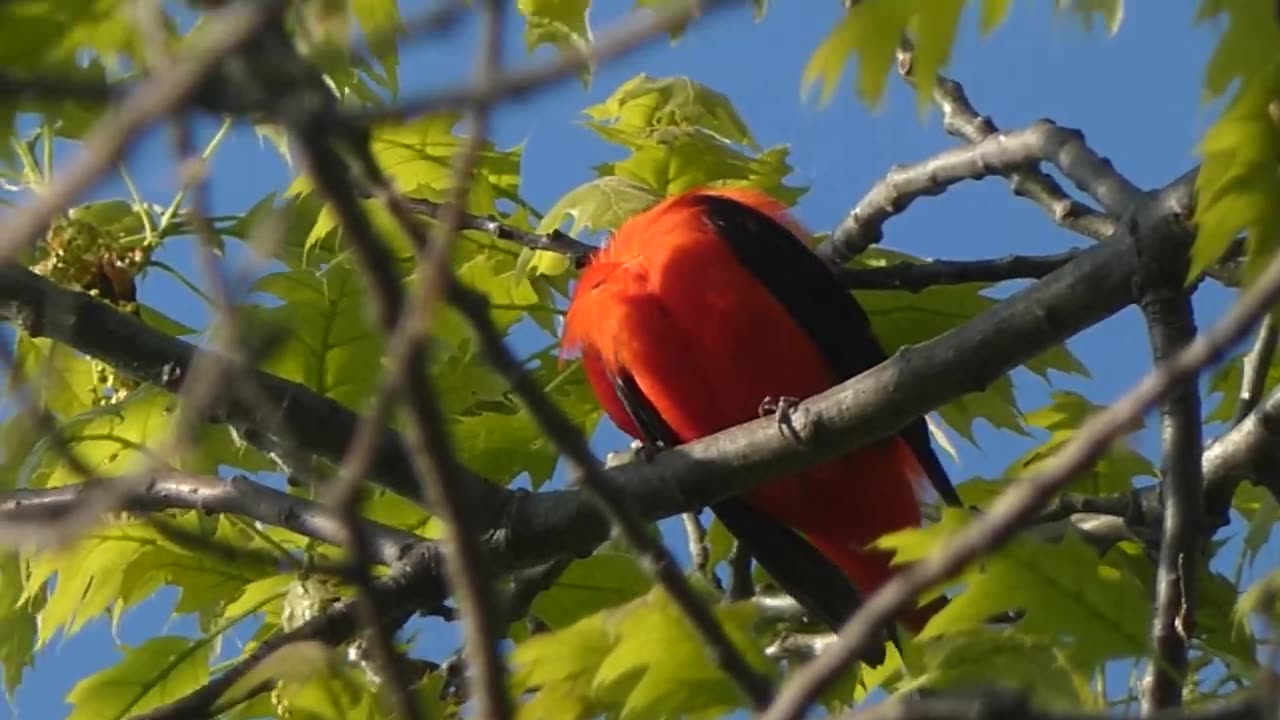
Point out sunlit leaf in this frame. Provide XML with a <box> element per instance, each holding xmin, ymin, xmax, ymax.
<box><xmin>66</xmin><ymin>635</ymin><xmax>211</xmax><ymax>720</ymax></box>
<box><xmin>513</xmin><ymin>588</ymin><xmax>772</xmax><ymax>720</ymax></box>
<box><xmin>532</xmin><ymin>553</ymin><xmax>652</xmax><ymax>629</ymax></box>
<box><xmin>0</xmin><ymin>554</ymin><xmax>37</xmax><ymax>697</ymax></box>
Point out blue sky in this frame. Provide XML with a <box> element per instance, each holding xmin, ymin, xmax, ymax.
<box><xmin>8</xmin><ymin>1</ymin><xmax>1258</xmax><ymax>717</ymax></box>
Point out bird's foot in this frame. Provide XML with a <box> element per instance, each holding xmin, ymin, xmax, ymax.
<box><xmin>759</xmin><ymin>395</ymin><xmax>802</xmax><ymax>444</ymax></box>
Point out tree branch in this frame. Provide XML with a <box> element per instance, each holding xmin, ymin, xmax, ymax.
<box><xmin>0</xmin><ymin>473</ymin><xmax>424</xmax><ymax>566</ymax></box>
<box><xmin>837</xmin><ymin>249</ymin><xmax>1081</xmax><ymax>291</ymax></box>
<box><xmin>401</xmin><ymin>196</ymin><xmax>597</xmax><ymax>266</ymax></box>
<box><xmin>1233</xmin><ymin>318</ymin><xmax>1277</xmax><ymax>425</ymax></box>
<box><xmin>1134</xmin><ymin>204</ymin><xmax>1203</xmax><ymax>712</ymax></box>
<box><xmin>758</xmin><ymin>173</ymin><xmax>1244</xmax><ymax>720</ymax></box>
<box><xmin>819</xmin><ymin>120</ymin><xmax>1138</xmax><ymax>264</ymax></box>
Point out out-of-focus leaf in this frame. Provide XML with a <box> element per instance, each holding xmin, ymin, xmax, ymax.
<box><xmin>519</xmin><ymin>0</ymin><xmax>592</xmax><ymax>60</ymax></box>
<box><xmin>1054</xmin><ymin>0</ymin><xmax>1124</xmax><ymax>35</ymax></box>
<box><xmin>538</xmin><ymin>176</ymin><xmax>661</xmax><ymax>236</ymax></box>
<box><xmin>802</xmin><ymin>0</ymin><xmax>912</xmax><ymax>107</ymax></box>
<box><xmin>532</xmin><ymin>553</ymin><xmax>652</xmax><ymax>629</ymax></box>
<box><xmin>585</xmin><ymin>74</ymin><xmax>759</xmax><ymax>150</ymax></box>
<box><xmin>910</xmin><ymin>629</ymin><xmax>1099</xmax><ymax>710</ymax></box>
<box><xmin>1192</xmin><ymin>59</ymin><xmax>1280</xmax><ymax>282</ymax></box>
<box><xmin>512</xmin><ymin>588</ymin><xmax>773</xmax><ymax>720</ymax></box>
<box><xmin>1008</xmin><ymin>390</ymin><xmax>1154</xmax><ymax>495</ymax></box>
<box><xmin>921</xmin><ymin>532</ymin><xmax>1150</xmax><ymax>667</ymax></box>
<box><xmin>20</xmin><ymin>386</ymin><xmax>270</xmax><ymax>489</ymax></box>
<box><xmin>0</xmin><ymin>554</ymin><xmax>38</xmax><ymax>697</ymax></box>
<box><xmin>66</xmin><ymin>635</ymin><xmax>211</xmax><ymax>720</ymax></box>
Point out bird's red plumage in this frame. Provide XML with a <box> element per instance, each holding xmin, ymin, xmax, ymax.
<box><xmin>563</xmin><ymin>187</ymin><xmax>938</xmax><ymax>631</ymax></box>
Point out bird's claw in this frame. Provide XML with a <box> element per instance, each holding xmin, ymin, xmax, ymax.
<box><xmin>759</xmin><ymin>395</ymin><xmax>802</xmax><ymax>444</ymax></box>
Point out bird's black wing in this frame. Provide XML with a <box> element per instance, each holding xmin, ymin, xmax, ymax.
<box><xmin>694</xmin><ymin>194</ymin><xmax>963</xmax><ymax>508</ymax></box>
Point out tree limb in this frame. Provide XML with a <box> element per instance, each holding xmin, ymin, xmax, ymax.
<box><xmin>837</xmin><ymin>249</ymin><xmax>1081</xmax><ymax>291</ymax></box>
<box><xmin>819</xmin><ymin>120</ymin><xmax>1138</xmax><ymax>264</ymax></box>
<box><xmin>1134</xmin><ymin>200</ymin><xmax>1203</xmax><ymax>712</ymax></box>
<box><xmin>0</xmin><ymin>473</ymin><xmax>424</xmax><ymax>566</ymax></box>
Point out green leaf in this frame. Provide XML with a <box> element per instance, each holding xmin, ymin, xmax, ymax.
<box><xmin>0</xmin><ymin>1</ymin><xmax>142</xmax><ymax>69</ymax></box>
<box><xmin>1009</xmin><ymin>390</ymin><xmax>1154</xmax><ymax>495</ymax></box>
<box><xmin>584</xmin><ymin>74</ymin><xmax>759</xmax><ymax>150</ymax></box>
<box><xmin>599</xmin><ymin>129</ymin><xmax>804</xmax><ymax>203</ymax></box>
<box><xmin>351</xmin><ymin>0</ymin><xmax>403</xmax><ymax>92</ymax></box>
<box><xmin>705</xmin><ymin>516</ymin><xmax>735</xmax><ymax>570</ymax></box>
<box><xmin>519</xmin><ymin>0</ymin><xmax>592</xmax><ymax>61</ymax></box>
<box><xmin>247</xmin><ymin>263</ymin><xmax>385</xmax><ymax>410</ymax></box>
<box><xmin>220</xmin><ymin>574</ymin><xmax>295</xmax><ymax>626</ymax></box>
<box><xmin>909</xmin><ymin>1</ymin><xmax>965</xmax><ymax>112</ymax></box>
<box><xmin>66</xmin><ymin>635</ymin><xmax>211</xmax><ymax>720</ymax></box>
<box><xmin>0</xmin><ymin>554</ymin><xmax>38</xmax><ymax>697</ymax></box>
<box><xmin>21</xmin><ymin>386</ymin><xmax>269</xmax><ymax>489</ymax></box>
<box><xmin>853</xmin><ymin>253</ymin><xmax>1084</xmax><ymax>443</ymax></box>
<box><xmin>513</xmin><ymin>589</ymin><xmax>773</xmax><ymax>720</ymax></box>
<box><xmin>26</xmin><ymin>521</ymin><xmax>163</xmax><ymax>646</ymax></box>
<box><xmin>922</xmin><ymin>532</ymin><xmax>1150</xmax><ymax>666</ymax></box>
<box><xmin>1192</xmin><ymin>58</ymin><xmax>1280</xmax><ymax>282</ymax></box>
<box><xmin>538</xmin><ymin>176</ymin><xmax>661</xmax><ymax>236</ymax></box>
<box><xmin>1054</xmin><ymin>0</ymin><xmax>1125</xmax><ymax>35</ymax></box>
<box><xmin>532</xmin><ymin>553</ymin><xmax>652</xmax><ymax>629</ymax></box>
<box><xmin>288</xmin><ymin>113</ymin><xmax>524</xmax><ymax>257</ymax></box>
<box><xmin>10</xmin><ymin>335</ymin><xmax>96</xmax><ymax>417</ymax></box>
<box><xmin>121</xmin><ymin>515</ymin><xmax>275</xmax><ymax>629</ymax></box>
<box><xmin>912</xmin><ymin>629</ymin><xmax>1099</xmax><ymax>709</ymax></box>
<box><xmin>978</xmin><ymin>0</ymin><xmax>1013</xmax><ymax>35</ymax></box>
<box><xmin>802</xmin><ymin>1</ymin><xmax>912</xmax><ymax>107</ymax></box>
<box><xmin>137</xmin><ymin>304</ymin><xmax>198</xmax><ymax>337</ymax></box>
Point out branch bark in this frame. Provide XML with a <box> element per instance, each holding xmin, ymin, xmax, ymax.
<box><xmin>1134</xmin><ymin>204</ymin><xmax>1203</xmax><ymax>712</ymax></box>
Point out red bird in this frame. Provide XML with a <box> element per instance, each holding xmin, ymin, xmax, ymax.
<box><xmin>561</xmin><ymin>188</ymin><xmax>959</xmax><ymax>635</ymax></box>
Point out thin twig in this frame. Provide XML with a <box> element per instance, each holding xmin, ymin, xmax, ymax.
<box><xmin>1233</xmin><ymin>318</ymin><xmax>1277</xmax><ymax>425</ymax></box>
<box><xmin>401</xmin><ymin>196</ymin><xmax>597</xmax><ymax>265</ymax></box>
<box><xmin>683</xmin><ymin>511</ymin><xmax>712</xmax><ymax>578</ymax></box>
<box><xmin>0</xmin><ymin>473</ymin><xmax>421</xmax><ymax>564</ymax></box>
<box><xmin>837</xmin><ymin>249</ymin><xmax>1081</xmax><ymax>291</ymax></box>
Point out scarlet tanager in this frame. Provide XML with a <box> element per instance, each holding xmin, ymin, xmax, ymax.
<box><xmin>561</xmin><ymin>188</ymin><xmax>959</xmax><ymax>634</ymax></box>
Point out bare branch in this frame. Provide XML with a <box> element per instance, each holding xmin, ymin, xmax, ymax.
<box><xmin>895</xmin><ymin>53</ymin><xmax>1119</xmax><ymax>237</ymax></box>
<box><xmin>837</xmin><ymin>249</ymin><xmax>1081</xmax><ymax>291</ymax></box>
<box><xmin>401</xmin><ymin>196</ymin><xmax>596</xmax><ymax>265</ymax></box>
<box><xmin>819</xmin><ymin>120</ymin><xmax>1137</xmax><ymax>264</ymax></box>
<box><xmin>1234</xmin><ymin>318</ymin><xmax>1277</xmax><ymax>425</ymax></box>
<box><xmin>1134</xmin><ymin>208</ymin><xmax>1203</xmax><ymax>711</ymax></box>
<box><xmin>0</xmin><ymin>473</ymin><xmax>423</xmax><ymax>565</ymax></box>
